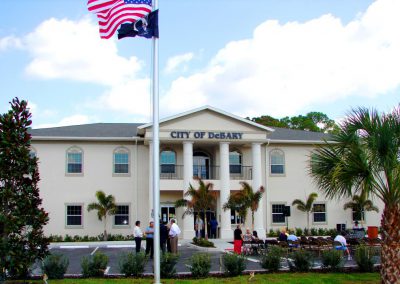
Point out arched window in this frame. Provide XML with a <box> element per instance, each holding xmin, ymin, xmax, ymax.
<box><xmin>160</xmin><ymin>150</ymin><xmax>176</xmax><ymax>174</ymax></box>
<box><xmin>229</xmin><ymin>150</ymin><xmax>242</xmax><ymax>174</ymax></box>
<box><xmin>113</xmin><ymin>147</ymin><xmax>130</xmax><ymax>174</ymax></box>
<box><xmin>66</xmin><ymin>146</ymin><xmax>83</xmax><ymax>174</ymax></box>
<box><xmin>270</xmin><ymin>149</ymin><xmax>285</xmax><ymax>175</ymax></box>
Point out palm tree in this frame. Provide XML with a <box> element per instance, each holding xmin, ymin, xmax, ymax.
<box><xmin>87</xmin><ymin>190</ymin><xmax>117</xmax><ymax>241</ymax></box>
<box><xmin>175</xmin><ymin>178</ymin><xmax>217</xmax><ymax>239</ymax></box>
<box><xmin>343</xmin><ymin>193</ymin><xmax>379</xmax><ymax>227</ymax></box>
<box><xmin>310</xmin><ymin>106</ymin><xmax>400</xmax><ymax>284</ymax></box>
<box><xmin>222</xmin><ymin>181</ymin><xmax>265</xmax><ymax>231</ymax></box>
<box><xmin>292</xmin><ymin>192</ymin><xmax>318</xmax><ymax>230</ymax></box>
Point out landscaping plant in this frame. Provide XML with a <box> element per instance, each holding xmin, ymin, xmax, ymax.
<box><xmin>321</xmin><ymin>249</ymin><xmax>343</xmax><ymax>271</ymax></box>
<box><xmin>42</xmin><ymin>253</ymin><xmax>69</xmax><ymax>279</ymax></box>
<box><xmin>81</xmin><ymin>252</ymin><xmax>109</xmax><ymax>277</ymax></box>
<box><xmin>260</xmin><ymin>246</ymin><xmax>284</xmax><ymax>272</ymax></box>
<box><xmin>119</xmin><ymin>252</ymin><xmax>147</xmax><ymax>277</ymax></box>
<box><xmin>355</xmin><ymin>244</ymin><xmax>377</xmax><ymax>272</ymax></box>
<box><xmin>222</xmin><ymin>253</ymin><xmax>246</xmax><ymax>277</ymax></box>
<box><xmin>289</xmin><ymin>250</ymin><xmax>314</xmax><ymax>272</ymax></box>
<box><xmin>160</xmin><ymin>253</ymin><xmax>179</xmax><ymax>278</ymax></box>
<box><xmin>189</xmin><ymin>253</ymin><xmax>211</xmax><ymax>278</ymax></box>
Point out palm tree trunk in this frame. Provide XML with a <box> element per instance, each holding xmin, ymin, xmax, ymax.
<box><xmin>307</xmin><ymin>212</ymin><xmax>310</xmax><ymax>231</ymax></box>
<box><xmin>203</xmin><ymin>210</ymin><xmax>208</xmax><ymax>240</ymax></box>
<box><xmin>103</xmin><ymin>216</ymin><xmax>108</xmax><ymax>241</ymax></box>
<box><xmin>251</xmin><ymin>211</ymin><xmax>255</xmax><ymax>232</ymax></box>
<box><xmin>380</xmin><ymin>204</ymin><xmax>400</xmax><ymax>284</ymax></box>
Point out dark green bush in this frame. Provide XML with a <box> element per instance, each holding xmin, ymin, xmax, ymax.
<box><xmin>64</xmin><ymin>235</ymin><xmax>73</xmax><ymax>242</ymax></box>
<box><xmin>119</xmin><ymin>252</ymin><xmax>147</xmax><ymax>277</ymax></box>
<box><xmin>81</xmin><ymin>252</ymin><xmax>108</xmax><ymax>277</ymax></box>
<box><xmin>189</xmin><ymin>253</ymin><xmax>211</xmax><ymax>278</ymax></box>
<box><xmin>289</xmin><ymin>250</ymin><xmax>314</xmax><ymax>272</ymax></box>
<box><xmin>295</xmin><ymin>228</ymin><xmax>303</xmax><ymax>237</ymax></box>
<box><xmin>160</xmin><ymin>253</ymin><xmax>179</xmax><ymax>278</ymax></box>
<box><xmin>260</xmin><ymin>246</ymin><xmax>284</xmax><ymax>271</ymax></box>
<box><xmin>42</xmin><ymin>253</ymin><xmax>69</xmax><ymax>279</ymax></box>
<box><xmin>303</xmin><ymin>228</ymin><xmax>310</xmax><ymax>236</ymax></box>
<box><xmin>192</xmin><ymin>237</ymin><xmax>215</xmax><ymax>247</ymax></box>
<box><xmin>321</xmin><ymin>249</ymin><xmax>343</xmax><ymax>271</ymax></box>
<box><xmin>222</xmin><ymin>253</ymin><xmax>246</xmax><ymax>277</ymax></box>
<box><xmin>355</xmin><ymin>245</ymin><xmax>377</xmax><ymax>272</ymax></box>
<box><xmin>310</xmin><ymin>228</ymin><xmax>318</xmax><ymax>236</ymax></box>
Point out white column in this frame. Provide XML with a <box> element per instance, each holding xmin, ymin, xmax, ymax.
<box><xmin>182</xmin><ymin>141</ymin><xmax>195</xmax><ymax>239</ymax></box>
<box><xmin>219</xmin><ymin>142</ymin><xmax>232</xmax><ymax>239</ymax></box>
<box><xmin>252</xmin><ymin>142</ymin><xmax>265</xmax><ymax>238</ymax></box>
<box><xmin>148</xmin><ymin>142</ymin><xmax>153</xmax><ymax>221</ymax></box>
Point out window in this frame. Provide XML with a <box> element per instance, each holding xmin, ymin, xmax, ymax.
<box><xmin>229</xmin><ymin>150</ymin><xmax>242</xmax><ymax>174</ymax></box>
<box><xmin>230</xmin><ymin>209</ymin><xmax>244</xmax><ymax>224</ymax></box>
<box><xmin>66</xmin><ymin>205</ymin><xmax>82</xmax><ymax>226</ymax></box>
<box><xmin>66</xmin><ymin>147</ymin><xmax>83</xmax><ymax>174</ymax></box>
<box><xmin>114</xmin><ymin>205</ymin><xmax>129</xmax><ymax>226</ymax></box>
<box><xmin>161</xmin><ymin>206</ymin><xmax>176</xmax><ymax>223</ymax></box>
<box><xmin>272</xmin><ymin>204</ymin><xmax>286</xmax><ymax>223</ymax></box>
<box><xmin>113</xmin><ymin>148</ymin><xmax>129</xmax><ymax>174</ymax></box>
<box><xmin>352</xmin><ymin>210</ymin><xmax>365</xmax><ymax>222</ymax></box>
<box><xmin>160</xmin><ymin>150</ymin><xmax>176</xmax><ymax>174</ymax></box>
<box><xmin>270</xmin><ymin>149</ymin><xmax>285</xmax><ymax>174</ymax></box>
<box><xmin>313</xmin><ymin>203</ymin><xmax>326</xmax><ymax>223</ymax></box>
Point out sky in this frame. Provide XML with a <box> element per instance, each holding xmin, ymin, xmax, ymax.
<box><xmin>0</xmin><ymin>0</ymin><xmax>399</xmax><ymax>128</ymax></box>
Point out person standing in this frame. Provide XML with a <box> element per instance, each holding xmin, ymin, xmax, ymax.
<box><xmin>133</xmin><ymin>220</ymin><xmax>143</xmax><ymax>253</ymax></box>
<box><xmin>160</xmin><ymin>220</ymin><xmax>168</xmax><ymax>253</ymax></box>
<box><xmin>145</xmin><ymin>221</ymin><xmax>154</xmax><ymax>259</ymax></box>
<box><xmin>210</xmin><ymin>217</ymin><xmax>218</xmax><ymax>239</ymax></box>
<box><xmin>233</xmin><ymin>224</ymin><xmax>243</xmax><ymax>254</ymax></box>
<box><xmin>169</xmin><ymin>219</ymin><xmax>181</xmax><ymax>254</ymax></box>
<box><xmin>195</xmin><ymin>216</ymin><xmax>204</xmax><ymax>238</ymax></box>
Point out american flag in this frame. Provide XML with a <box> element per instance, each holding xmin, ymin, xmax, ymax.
<box><xmin>87</xmin><ymin>0</ymin><xmax>152</xmax><ymax>39</ymax></box>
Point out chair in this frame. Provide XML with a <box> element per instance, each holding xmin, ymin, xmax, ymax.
<box><xmin>242</xmin><ymin>241</ymin><xmax>253</xmax><ymax>255</ymax></box>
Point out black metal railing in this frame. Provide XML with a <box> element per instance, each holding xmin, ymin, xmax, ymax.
<box><xmin>159</xmin><ymin>165</ymin><xmax>252</xmax><ymax>180</ymax></box>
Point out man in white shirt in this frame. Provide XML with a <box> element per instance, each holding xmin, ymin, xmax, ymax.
<box><xmin>169</xmin><ymin>219</ymin><xmax>181</xmax><ymax>254</ymax></box>
<box><xmin>334</xmin><ymin>231</ymin><xmax>351</xmax><ymax>260</ymax></box>
<box><xmin>133</xmin><ymin>220</ymin><xmax>143</xmax><ymax>253</ymax></box>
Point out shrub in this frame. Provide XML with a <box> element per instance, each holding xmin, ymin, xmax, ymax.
<box><xmin>119</xmin><ymin>252</ymin><xmax>147</xmax><ymax>277</ymax></box>
<box><xmin>49</xmin><ymin>235</ymin><xmax>63</xmax><ymax>243</ymax></box>
<box><xmin>189</xmin><ymin>253</ymin><xmax>211</xmax><ymax>278</ymax></box>
<box><xmin>267</xmin><ymin>229</ymin><xmax>277</xmax><ymax>237</ymax></box>
<box><xmin>64</xmin><ymin>235</ymin><xmax>73</xmax><ymax>242</ymax></box>
<box><xmin>160</xmin><ymin>253</ymin><xmax>179</xmax><ymax>278</ymax></box>
<box><xmin>355</xmin><ymin>245</ymin><xmax>377</xmax><ymax>272</ymax></box>
<box><xmin>310</xmin><ymin>228</ymin><xmax>318</xmax><ymax>236</ymax></box>
<box><xmin>222</xmin><ymin>253</ymin><xmax>246</xmax><ymax>277</ymax></box>
<box><xmin>42</xmin><ymin>254</ymin><xmax>69</xmax><ymax>279</ymax></box>
<box><xmin>289</xmin><ymin>250</ymin><xmax>313</xmax><ymax>272</ymax></box>
<box><xmin>295</xmin><ymin>228</ymin><xmax>303</xmax><ymax>237</ymax></box>
<box><xmin>318</xmin><ymin>228</ymin><xmax>326</xmax><ymax>236</ymax></box>
<box><xmin>81</xmin><ymin>252</ymin><xmax>108</xmax><ymax>277</ymax></box>
<box><xmin>192</xmin><ymin>237</ymin><xmax>214</xmax><ymax>247</ymax></box>
<box><xmin>321</xmin><ymin>250</ymin><xmax>343</xmax><ymax>271</ymax></box>
<box><xmin>260</xmin><ymin>246</ymin><xmax>284</xmax><ymax>272</ymax></box>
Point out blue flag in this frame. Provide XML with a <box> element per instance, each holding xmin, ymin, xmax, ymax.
<box><xmin>118</xmin><ymin>9</ymin><xmax>159</xmax><ymax>39</ymax></box>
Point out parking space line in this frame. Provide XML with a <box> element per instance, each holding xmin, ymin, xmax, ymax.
<box><xmin>90</xmin><ymin>246</ymin><xmax>99</xmax><ymax>255</ymax></box>
<box><xmin>107</xmin><ymin>245</ymin><xmax>135</xmax><ymax>248</ymax></box>
<box><xmin>104</xmin><ymin>266</ymin><xmax>110</xmax><ymax>275</ymax></box>
<box><xmin>59</xmin><ymin>245</ymin><xmax>89</xmax><ymax>249</ymax></box>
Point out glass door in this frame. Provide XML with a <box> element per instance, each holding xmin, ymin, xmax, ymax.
<box><xmin>193</xmin><ymin>154</ymin><xmax>210</xmax><ymax>179</ymax></box>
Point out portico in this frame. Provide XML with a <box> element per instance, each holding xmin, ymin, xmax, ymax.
<box><xmin>138</xmin><ymin>106</ymin><xmax>273</xmax><ymax>239</ymax></box>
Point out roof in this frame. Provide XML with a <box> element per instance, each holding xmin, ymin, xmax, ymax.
<box><xmin>138</xmin><ymin>105</ymin><xmax>275</xmax><ymax>133</ymax></box>
<box><xmin>29</xmin><ymin>123</ymin><xmax>141</xmax><ymax>138</ymax></box>
<box><xmin>267</xmin><ymin>126</ymin><xmax>331</xmax><ymax>142</ymax></box>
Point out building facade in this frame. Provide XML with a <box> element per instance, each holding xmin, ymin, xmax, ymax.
<box><xmin>30</xmin><ymin>106</ymin><xmax>383</xmax><ymax>239</ymax></box>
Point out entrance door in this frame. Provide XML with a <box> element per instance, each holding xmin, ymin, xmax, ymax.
<box><xmin>193</xmin><ymin>152</ymin><xmax>210</xmax><ymax>179</ymax></box>
<box><xmin>194</xmin><ymin>210</ymin><xmax>216</xmax><ymax>238</ymax></box>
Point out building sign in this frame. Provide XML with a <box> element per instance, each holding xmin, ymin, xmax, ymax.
<box><xmin>170</xmin><ymin>131</ymin><xmax>243</xmax><ymax>140</ymax></box>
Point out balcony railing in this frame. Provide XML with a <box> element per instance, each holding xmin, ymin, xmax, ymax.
<box><xmin>160</xmin><ymin>165</ymin><xmax>252</xmax><ymax>180</ymax></box>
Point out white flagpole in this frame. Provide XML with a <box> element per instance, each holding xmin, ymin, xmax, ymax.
<box><xmin>151</xmin><ymin>0</ymin><xmax>160</xmax><ymax>283</ymax></box>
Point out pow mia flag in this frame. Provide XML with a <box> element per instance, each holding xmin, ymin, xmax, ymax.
<box><xmin>118</xmin><ymin>9</ymin><xmax>159</xmax><ymax>39</ymax></box>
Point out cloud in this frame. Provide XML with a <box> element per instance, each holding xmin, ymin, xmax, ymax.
<box><xmin>162</xmin><ymin>0</ymin><xmax>400</xmax><ymax>118</ymax></box>
<box><xmin>35</xmin><ymin>114</ymin><xmax>91</xmax><ymax>129</ymax></box>
<box><xmin>0</xmin><ymin>35</ymin><xmax>22</xmax><ymax>51</ymax></box>
<box><xmin>164</xmin><ymin>52</ymin><xmax>194</xmax><ymax>74</ymax></box>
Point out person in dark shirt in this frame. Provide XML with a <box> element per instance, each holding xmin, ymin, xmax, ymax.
<box><xmin>233</xmin><ymin>224</ymin><xmax>243</xmax><ymax>254</ymax></box>
<box><xmin>210</xmin><ymin>217</ymin><xmax>218</xmax><ymax>239</ymax></box>
<box><xmin>278</xmin><ymin>228</ymin><xmax>288</xmax><ymax>242</ymax></box>
<box><xmin>160</xmin><ymin>220</ymin><xmax>168</xmax><ymax>253</ymax></box>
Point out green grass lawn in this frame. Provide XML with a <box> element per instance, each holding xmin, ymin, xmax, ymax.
<box><xmin>6</xmin><ymin>273</ymin><xmax>379</xmax><ymax>284</ymax></box>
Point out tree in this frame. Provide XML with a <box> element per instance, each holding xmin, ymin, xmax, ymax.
<box><xmin>310</xmin><ymin>106</ymin><xmax>400</xmax><ymax>284</ymax></box>
<box><xmin>87</xmin><ymin>191</ymin><xmax>117</xmax><ymax>241</ymax></box>
<box><xmin>222</xmin><ymin>182</ymin><xmax>264</xmax><ymax>231</ymax></box>
<box><xmin>343</xmin><ymin>193</ymin><xmax>379</xmax><ymax>227</ymax></box>
<box><xmin>0</xmin><ymin>98</ymin><xmax>49</xmax><ymax>279</ymax></box>
<box><xmin>175</xmin><ymin>178</ymin><xmax>217</xmax><ymax>239</ymax></box>
<box><xmin>291</xmin><ymin>192</ymin><xmax>318</xmax><ymax>230</ymax></box>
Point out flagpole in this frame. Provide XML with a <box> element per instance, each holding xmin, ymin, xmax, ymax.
<box><xmin>151</xmin><ymin>0</ymin><xmax>160</xmax><ymax>283</ymax></box>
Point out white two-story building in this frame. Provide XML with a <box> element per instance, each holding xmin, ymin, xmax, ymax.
<box><xmin>30</xmin><ymin>106</ymin><xmax>382</xmax><ymax>239</ymax></box>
